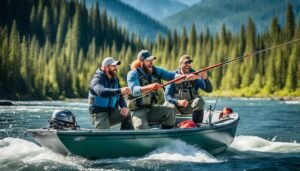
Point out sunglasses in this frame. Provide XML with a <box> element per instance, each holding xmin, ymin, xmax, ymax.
<box><xmin>184</xmin><ymin>61</ymin><xmax>192</xmax><ymax>64</ymax></box>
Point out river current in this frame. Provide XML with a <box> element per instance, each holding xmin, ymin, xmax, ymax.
<box><xmin>0</xmin><ymin>97</ymin><xmax>299</xmax><ymax>170</ymax></box>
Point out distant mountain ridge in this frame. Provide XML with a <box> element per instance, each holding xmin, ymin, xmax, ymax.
<box><xmin>120</xmin><ymin>0</ymin><xmax>188</xmax><ymax>20</ymax></box>
<box><xmin>175</xmin><ymin>0</ymin><xmax>202</xmax><ymax>6</ymax></box>
<box><xmin>86</xmin><ymin>0</ymin><xmax>169</xmax><ymax>41</ymax></box>
<box><xmin>162</xmin><ymin>0</ymin><xmax>300</xmax><ymax>34</ymax></box>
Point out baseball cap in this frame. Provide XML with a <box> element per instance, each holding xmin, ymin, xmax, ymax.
<box><xmin>179</xmin><ymin>55</ymin><xmax>193</xmax><ymax>64</ymax></box>
<box><xmin>101</xmin><ymin>57</ymin><xmax>121</xmax><ymax>67</ymax></box>
<box><xmin>137</xmin><ymin>50</ymin><xmax>156</xmax><ymax>60</ymax></box>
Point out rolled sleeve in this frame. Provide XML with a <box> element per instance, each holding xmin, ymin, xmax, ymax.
<box><xmin>155</xmin><ymin>67</ymin><xmax>176</xmax><ymax>81</ymax></box>
<box><xmin>164</xmin><ymin>83</ymin><xmax>178</xmax><ymax>105</ymax></box>
<box><xmin>127</xmin><ymin>70</ymin><xmax>142</xmax><ymax>96</ymax></box>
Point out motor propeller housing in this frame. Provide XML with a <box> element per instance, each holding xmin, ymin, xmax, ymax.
<box><xmin>49</xmin><ymin>109</ymin><xmax>79</xmax><ymax>129</ymax></box>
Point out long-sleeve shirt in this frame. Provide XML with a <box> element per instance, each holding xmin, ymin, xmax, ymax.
<box><xmin>164</xmin><ymin>69</ymin><xmax>213</xmax><ymax>105</ymax></box>
<box><xmin>127</xmin><ymin>66</ymin><xmax>176</xmax><ymax>97</ymax></box>
<box><xmin>89</xmin><ymin>69</ymin><xmax>126</xmax><ymax>109</ymax></box>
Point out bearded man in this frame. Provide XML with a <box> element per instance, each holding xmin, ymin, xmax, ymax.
<box><xmin>126</xmin><ymin>50</ymin><xmax>196</xmax><ymax>129</ymax></box>
<box><xmin>164</xmin><ymin>55</ymin><xmax>213</xmax><ymax>124</ymax></box>
<box><xmin>88</xmin><ymin>57</ymin><xmax>131</xmax><ymax>129</ymax></box>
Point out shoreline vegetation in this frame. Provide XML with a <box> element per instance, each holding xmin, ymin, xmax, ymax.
<box><xmin>0</xmin><ymin>0</ymin><xmax>299</xmax><ymax>101</ymax></box>
<box><xmin>1</xmin><ymin>94</ymin><xmax>299</xmax><ymax>103</ymax></box>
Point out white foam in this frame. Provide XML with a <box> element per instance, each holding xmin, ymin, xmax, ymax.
<box><xmin>231</xmin><ymin>136</ymin><xmax>300</xmax><ymax>153</ymax></box>
<box><xmin>233</xmin><ymin>97</ymin><xmax>272</xmax><ymax>101</ymax></box>
<box><xmin>141</xmin><ymin>140</ymin><xmax>220</xmax><ymax>163</ymax></box>
<box><xmin>0</xmin><ymin>138</ymin><xmax>86</xmax><ymax>169</ymax></box>
<box><xmin>80</xmin><ymin>140</ymin><xmax>220</xmax><ymax>167</ymax></box>
<box><xmin>282</xmin><ymin>101</ymin><xmax>300</xmax><ymax>104</ymax></box>
<box><xmin>0</xmin><ymin>138</ymin><xmax>219</xmax><ymax>170</ymax></box>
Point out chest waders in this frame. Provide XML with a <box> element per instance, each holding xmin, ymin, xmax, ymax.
<box><xmin>174</xmin><ymin>78</ymin><xmax>204</xmax><ymax>123</ymax></box>
<box><xmin>127</xmin><ymin>68</ymin><xmax>162</xmax><ymax>110</ymax></box>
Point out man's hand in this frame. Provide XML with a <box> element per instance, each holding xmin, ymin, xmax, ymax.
<box><xmin>120</xmin><ymin>107</ymin><xmax>130</xmax><ymax>116</ymax></box>
<box><xmin>121</xmin><ymin>87</ymin><xmax>131</xmax><ymax>95</ymax></box>
<box><xmin>177</xmin><ymin>99</ymin><xmax>189</xmax><ymax>107</ymax></box>
<box><xmin>147</xmin><ymin>83</ymin><xmax>162</xmax><ymax>91</ymax></box>
<box><xmin>197</xmin><ymin>71</ymin><xmax>208</xmax><ymax>80</ymax></box>
<box><xmin>186</xmin><ymin>73</ymin><xmax>198</xmax><ymax>81</ymax></box>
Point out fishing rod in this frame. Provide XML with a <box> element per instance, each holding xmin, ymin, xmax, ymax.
<box><xmin>128</xmin><ymin>38</ymin><xmax>300</xmax><ymax>102</ymax></box>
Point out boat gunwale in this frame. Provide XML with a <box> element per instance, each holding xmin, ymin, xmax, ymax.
<box><xmin>27</xmin><ymin>113</ymin><xmax>239</xmax><ymax>137</ymax></box>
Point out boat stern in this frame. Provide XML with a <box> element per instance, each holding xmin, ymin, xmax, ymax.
<box><xmin>27</xmin><ymin>129</ymin><xmax>70</xmax><ymax>155</ymax></box>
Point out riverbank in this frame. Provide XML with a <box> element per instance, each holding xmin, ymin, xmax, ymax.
<box><xmin>202</xmin><ymin>89</ymin><xmax>300</xmax><ymax>101</ymax></box>
<box><xmin>1</xmin><ymin>90</ymin><xmax>300</xmax><ymax>103</ymax></box>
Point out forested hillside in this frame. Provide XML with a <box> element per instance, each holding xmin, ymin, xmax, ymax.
<box><xmin>157</xmin><ymin>4</ymin><xmax>300</xmax><ymax>97</ymax></box>
<box><xmin>86</xmin><ymin>0</ymin><xmax>169</xmax><ymax>41</ymax></box>
<box><xmin>163</xmin><ymin>0</ymin><xmax>300</xmax><ymax>34</ymax></box>
<box><xmin>0</xmin><ymin>0</ymin><xmax>299</xmax><ymax>100</ymax></box>
<box><xmin>0</xmin><ymin>0</ymin><xmax>145</xmax><ymax>99</ymax></box>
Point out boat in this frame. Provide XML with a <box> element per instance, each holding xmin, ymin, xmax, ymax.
<box><xmin>27</xmin><ymin>109</ymin><xmax>239</xmax><ymax>159</ymax></box>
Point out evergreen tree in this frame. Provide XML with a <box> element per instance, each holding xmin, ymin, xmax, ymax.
<box><xmin>241</xmin><ymin>17</ymin><xmax>256</xmax><ymax>87</ymax></box>
<box><xmin>20</xmin><ymin>36</ymin><xmax>30</xmax><ymax>93</ymax></box>
<box><xmin>285</xmin><ymin>43</ymin><xmax>299</xmax><ymax>92</ymax></box>
<box><xmin>8</xmin><ymin>20</ymin><xmax>22</xmax><ymax>93</ymax></box>
<box><xmin>284</xmin><ymin>3</ymin><xmax>295</xmax><ymax>41</ymax></box>
<box><xmin>187</xmin><ymin>23</ymin><xmax>197</xmax><ymax>56</ymax></box>
<box><xmin>179</xmin><ymin>26</ymin><xmax>187</xmax><ymax>55</ymax></box>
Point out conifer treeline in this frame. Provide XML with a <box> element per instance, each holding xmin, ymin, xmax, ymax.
<box><xmin>0</xmin><ymin>0</ymin><xmax>143</xmax><ymax>99</ymax></box>
<box><xmin>153</xmin><ymin>3</ymin><xmax>300</xmax><ymax>97</ymax></box>
<box><xmin>0</xmin><ymin>0</ymin><xmax>299</xmax><ymax>99</ymax></box>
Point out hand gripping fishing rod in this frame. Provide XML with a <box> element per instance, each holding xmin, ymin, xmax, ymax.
<box><xmin>128</xmin><ymin>38</ymin><xmax>300</xmax><ymax>102</ymax></box>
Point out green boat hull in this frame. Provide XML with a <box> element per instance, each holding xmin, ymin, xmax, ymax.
<box><xmin>28</xmin><ymin>114</ymin><xmax>239</xmax><ymax>158</ymax></box>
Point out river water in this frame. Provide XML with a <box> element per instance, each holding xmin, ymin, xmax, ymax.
<box><xmin>0</xmin><ymin>98</ymin><xmax>299</xmax><ymax>170</ymax></box>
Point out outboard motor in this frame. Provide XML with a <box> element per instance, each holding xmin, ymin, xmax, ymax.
<box><xmin>49</xmin><ymin>109</ymin><xmax>79</xmax><ymax>129</ymax></box>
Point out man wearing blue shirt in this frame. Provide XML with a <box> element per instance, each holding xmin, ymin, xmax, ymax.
<box><xmin>164</xmin><ymin>55</ymin><xmax>213</xmax><ymax>124</ymax></box>
<box><xmin>127</xmin><ymin>50</ymin><xmax>196</xmax><ymax>129</ymax></box>
<box><xmin>88</xmin><ymin>57</ymin><xmax>131</xmax><ymax>129</ymax></box>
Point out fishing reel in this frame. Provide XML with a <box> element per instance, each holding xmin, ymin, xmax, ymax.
<box><xmin>49</xmin><ymin>109</ymin><xmax>80</xmax><ymax>130</ymax></box>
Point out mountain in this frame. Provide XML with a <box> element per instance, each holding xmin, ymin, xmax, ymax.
<box><xmin>86</xmin><ymin>0</ymin><xmax>169</xmax><ymax>41</ymax></box>
<box><xmin>175</xmin><ymin>0</ymin><xmax>202</xmax><ymax>6</ymax></box>
<box><xmin>120</xmin><ymin>0</ymin><xmax>188</xmax><ymax>20</ymax></box>
<box><xmin>162</xmin><ymin>0</ymin><xmax>300</xmax><ymax>34</ymax></box>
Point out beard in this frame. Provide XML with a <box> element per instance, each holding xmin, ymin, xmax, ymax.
<box><xmin>142</xmin><ymin>63</ymin><xmax>153</xmax><ymax>74</ymax></box>
<box><xmin>108</xmin><ymin>68</ymin><xmax>117</xmax><ymax>77</ymax></box>
<box><xmin>181</xmin><ymin>66</ymin><xmax>191</xmax><ymax>74</ymax></box>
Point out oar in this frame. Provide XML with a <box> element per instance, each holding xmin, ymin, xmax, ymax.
<box><xmin>128</xmin><ymin>39</ymin><xmax>300</xmax><ymax>102</ymax></box>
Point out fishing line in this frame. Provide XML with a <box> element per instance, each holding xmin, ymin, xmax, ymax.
<box><xmin>128</xmin><ymin>39</ymin><xmax>300</xmax><ymax>102</ymax></box>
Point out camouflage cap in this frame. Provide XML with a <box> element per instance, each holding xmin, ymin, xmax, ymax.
<box><xmin>179</xmin><ymin>55</ymin><xmax>193</xmax><ymax>64</ymax></box>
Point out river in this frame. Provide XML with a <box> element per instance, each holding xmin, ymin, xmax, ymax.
<box><xmin>0</xmin><ymin>97</ymin><xmax>299</xmax><ymax>170</ymax></box>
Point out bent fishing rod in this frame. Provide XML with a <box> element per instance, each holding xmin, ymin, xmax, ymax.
<box><xmin>128</xmin><ymin>38</ymin><xmax>300</xmax><ymax>102</ymax></box>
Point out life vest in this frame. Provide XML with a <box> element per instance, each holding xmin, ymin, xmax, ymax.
<box><xmin>174</xmin><ymin>69</ymin><xmax>199</xmax><ymax>101</ymax></box>
<box><xmin>127</xmin><ymin>67</ymin><xmax>161</xmax><ymax>109</ymax></box>
<box><xmin>88</xmin><ymin>71</ymin><xmax>120</xmax><ymax>110</ymax></box>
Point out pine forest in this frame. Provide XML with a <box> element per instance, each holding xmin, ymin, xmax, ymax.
<box><xmin>0</xmin><ymin>0</ymin><xmax>299</xmax><ymax>100</ymax></box>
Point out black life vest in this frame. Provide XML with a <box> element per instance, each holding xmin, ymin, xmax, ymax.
<box><xmin>174</xmin><ymin>69</ymin><xmax>199</xmax><ymax>101</ymax></box>
<box><xmin>127</xmin><ymin>67</ymin><xmax>161</xmax><ymax>108</ymax></box>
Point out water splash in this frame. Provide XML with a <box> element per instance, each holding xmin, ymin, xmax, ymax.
<box><xmin>0</xmin><ymin>138</ymin><xmax>88</xmax><ymax>170</ymax></box>
<box><xmin>83</xmin><ymin>139</ymin><xmax>220</xmax><ymax>164</ymax></box>
<box><xmin>141</xmin><ymin>140</ymin><xmax>220</xmax><ymax>163</ymax></box>
<box><xmin>0</xmin><ymin>137</ymin><xmax>219</xmax><ymax>170</ymax></box>
<box><xmin>231</xmin><ymin>135</ymin><xmax>300</xmax><ymax>153</ymax></box>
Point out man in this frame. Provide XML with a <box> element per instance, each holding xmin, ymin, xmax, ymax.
<box><xmin>126</xmin><ymin>50</ymin><xmax>196</xmax><ymax>129</ymax></box>
<box><xmin>164</xmin><ymin>55</ymin><xmax>213</xmax><ymax>124</ymax></box>
<box><xmin>88</xmin><ymin>57</ymin><xmax>131</xmax><ymax>129</ymax></box>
